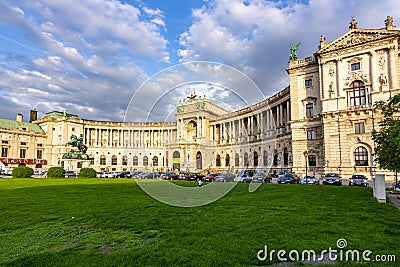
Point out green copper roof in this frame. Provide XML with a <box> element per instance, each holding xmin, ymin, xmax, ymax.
<box><xmin>42</xmin><ymin>111</ymin><xmax>80</xmax><ymax>119</ymax></box>
<box><xmin>0</xmin><ymin>118</ymin><xmax>44</xmax><ymax>134</ymax></box>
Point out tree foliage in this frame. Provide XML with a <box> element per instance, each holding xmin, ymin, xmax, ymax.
<box><xmin>78</xmin><ymin>168</ymin><xmax>97</xmax><ymax>178</ymax></box>
<box><xmin>12</xmin><ymin>166</ymin><xmax>33</xmax><ymax>178</ymax></box>
<box><xmin>47</xmin><ymin>167</ymin><xmax>66</xmax><ymax>178</ymax></box>
<box><xmin>372</xmin><ymin>94</ymin><xmax>400</xmax><ymax>173</ymax></box>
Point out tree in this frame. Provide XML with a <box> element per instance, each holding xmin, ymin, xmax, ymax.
<box><xmin>372</xmin><ymin>94</ymin><xmax>400</xmax><ymax>182</ymax></box>
<box><xmin>78</xmin><ymin>168</ymin><xmax>97</xmax><ymax>178</ymax></box>
<box><xmin>12</xmin><ymin>166</ymin><xmax>33</xmax><ymax>178</ymax></box>
<box><xmin>47</xmin><ymin>167</ymin><xmax>66</xmax><ymax>178</ymax></box>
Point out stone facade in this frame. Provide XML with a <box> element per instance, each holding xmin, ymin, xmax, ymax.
<box><xmin>1</xmin><ymin>17</ymin><xmax>399</xmax><ymax>181</ymax></box>
<box><xmin>28</xmin><ymin>90</ymin><xmax>292</xmax><ymax>174</ymax></box>
<box><xmin>287</xmin><ymin>16</ymin><xmax>400</xmax><ymax>181</ymax></box>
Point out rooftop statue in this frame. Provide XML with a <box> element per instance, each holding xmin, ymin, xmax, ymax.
<box><xmin>62</xmin><ymin>134</ymin><xmax>88</xmax><ymax>159</ymax></box>
<box><xmin>289</xmin><ymin>42</ymin><xmax>301</xmax><ymax>61</ymax></box>
<box><xmin>349</xmin><ymin>16</ymin><xmax>358</xmax><ymax>29</ymax></box>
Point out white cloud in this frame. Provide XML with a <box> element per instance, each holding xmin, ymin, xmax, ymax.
<box><xmin>178</xmin><ymin>0</ymin><xmax>400</xmax><ymax>96</ymax></box>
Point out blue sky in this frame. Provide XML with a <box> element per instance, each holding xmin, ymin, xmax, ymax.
<box><xmin>0</xmin><ymin>0</ymin><xmax>399</xmax><ymax>121</ymax></box>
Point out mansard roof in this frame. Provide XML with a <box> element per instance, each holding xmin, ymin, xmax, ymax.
<box><xmin>0</xmin><ymin>118</ymin><xmax>44</xmax><ymax>134</ymax></box>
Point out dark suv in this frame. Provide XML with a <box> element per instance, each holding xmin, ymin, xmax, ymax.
<box><xmin>349</xmin><ymin>175</ymin><xmax>368</xmax><ymax>186</ymax></box>
<box><xmin>322</xmin><ymin>173</ymin><xmax>342</xmax><ymax>186</ymax></box>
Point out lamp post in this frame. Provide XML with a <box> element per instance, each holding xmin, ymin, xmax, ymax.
<box><xmin>303</xmin><ymin>151</ymin><xmax>308</xmax><ymax>183</ymax></box>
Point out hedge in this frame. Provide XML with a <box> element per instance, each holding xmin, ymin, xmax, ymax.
<box><xmin>78</xmin><ymin>168</ymin><xmax>97</xmax><ymax>178</ymax></box>
<box><xmin>47</xmin><ymin>167</ymin><xmax>66</xmax><ymax>178</ymax></box>
<box><xmin>12</xmin><ymin>166</ymin><xmax>33</xmax><ymax>178</ymax></box>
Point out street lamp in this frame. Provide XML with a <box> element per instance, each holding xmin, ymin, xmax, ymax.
<box><xmin>303</xmin><ymin>151</ymin><xmax>308</xmax><ymax>183</ymax></box>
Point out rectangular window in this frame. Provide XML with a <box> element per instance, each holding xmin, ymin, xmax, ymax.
<box><xmin>305</xmin><ymin>79</ymin><xmax>312</xmax><ymax>87</ymax></box>
<box><xmin>2</xmin><ymin>140</ymin><xmax>8</xmax><ymax>144</ymax></box>
<box><xmin>37</xmin><ymin>150</ymin><xmax>43</xmax><ymax>160</ymax></box>
<box><xmin>21</xmin><ymin>142</ymin><xmax>27</xmax><ymax>146</ymax></box>
<box><xmin>306</xmin><ymin>103</ymin><xmax>314</xmax><ymax>118</ymax></box>
<box><xmin>1</xmin><ymin>147</ymin><xmax>8</xmax><ymax>157</ymax></box>
<box><xmin>355</xmin><ymin>122</ymin><xmax>365</xmax><ymax>134</ymax></box>
<box><xmin>307</xmin><ymin>130</ymin><xmax>316</xmax><ymax>140</ymax></box>
<box><xmin>20</xmin><ymin>149</ymin><xmax>26</xmax><ymax>158</ymax></box>
<box><xmin>308</xmin><ymin>155</ymin><xmax>317</xmax><ymax>166</ymax></box>
<box><xmin>351</xmin><ymin>62</ymin><xmax>360</xmax><ymax>71</ymax></box>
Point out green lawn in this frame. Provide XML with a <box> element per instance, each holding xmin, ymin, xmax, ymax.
<box><xmin>0</xmin><ymin>178</ymin><xmax>399</xmax><ymax>266</ymax></box>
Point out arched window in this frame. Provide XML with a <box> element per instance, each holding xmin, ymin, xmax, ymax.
<box><xmin>263</xmin><ymin>150</ymin><xmax>268</xmax><ymax>167</ymax></box>
<box><xmin>89</xmin><ymin>154</ymin><xmax>94</xmax><ymax>165</ymax></box>
<box><xmin>283</xmin><ymin>148</ymin><xmax>289</xmax><ymax>166</ymax></box>
<box><xmin>100</xmin><ymin>155</ymin><xmax>106</xmax><ymax>165</ymax></box>
<box><xmin>225</xmin><ymin>154</ymin><xmax>230</xmax><ymax>167</ymax></box>
<box><xmin>253</xmin><ymin>152</ymin><xmax>258</xmax><ymax>167</ymax></box>
<box><xmin>143</xmin><ymin>156</ymin><xmax>148</xmax><ymax>166</ymax></box>
<box><xmin>111</xmin><ymin>155</ymin><xmax>117</xmax><ymax>165</ymax></box>
<box><xmin>133</xmin><ymin>155</ymin><xmax>138</xmax><ymax>166</ymax></box>
<box><xmin>235</xmin><ymin>153</ymin><xmax>239</xmax><ymax>167</ymax></box>
<box><xmin>349</xmin><ymin>81</ymin><xmax>366</xmax><ymax>107</ymax></box>
<box><xmin>122</xmin><ymin>155</ymin><xmax>128</xmax><ymax>165</ymax></box>
<box><xmin>153</xmin><ymin>156</ymin><xmax>158</xmax><ymax>166</ymax></box>
<box><xmin>354</xmin><ymin>146</ymin><xmax>368</xmax><ymax>166</ymax></box>
<box><xmin>273</xmin><ymin>150</ymin><xmax>278</xmax><ymax>166</ymax></box>
<box><xmin>216</xmin><ymin>154</ymin><xmax>221</xmax><ymax>167</ymax></box>
<box><xmin>244</xmin><ymin>152</ymin><xmax>249</xmax><ymax>167</ymax></box>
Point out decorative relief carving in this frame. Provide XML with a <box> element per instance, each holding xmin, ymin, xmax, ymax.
<box><xmin>344</xmin><ymin>72</ymin><xmax>369</xmax><ymax>86</ymax></box>
<box><xmin>320</xmin><ymin>32</ymin><xmax>396</xmax><ymax>53</ymax></box>
<box><xmin>378</xmin><ymin>73</ymin><xmax>388</xmax><ymax>86</ymax></box>
<box><xmin>378</xmin><ymin>56</ymin><xmax>386</xmax><ymax>69</ymax></box>
<box><xmin>328</xmin><ymin>66</ymin><xmax>335</xmax><ymax>77</ymax></box>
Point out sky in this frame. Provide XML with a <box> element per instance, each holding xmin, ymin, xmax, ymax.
<box><xmin>0</xmin><ymin>0</ymin><xmax>399</xmax><ymax>122</ymax></box>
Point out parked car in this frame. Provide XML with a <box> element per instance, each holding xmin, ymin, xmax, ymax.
<box><xmin>322</xmin><ymin>173</ymin><xmax>342</xmax><ymax>186</ymax></box>
<box><xmin>203</xmin><ymin>173</ymin><xmax>218</xmax><ymax>182</ymax></box>
<box><xmin>214</xmin><ymin>173</ymin><xmax>235</xmax><ymax>182</ymax></box>
<box><xmin>161</xmin><ymin>172</ymin><xmax>179</xmax><ymax>180</ymax></box>
<box><xmin>142</xmin><ymin>172</ymin><xmax>161</xmax><ymax>179</ymax></box>
<box><xmin>65</xmin><ymin>171</ymin><xmax>78</xmax><ymax>178</ymax></box>
<box><xmin>100</xmin><ymin>172</ymin><xmax>114</xmax><ymax>178</ymax></box>
<box><xmin>277</xmin><ymin>172</ymin><xmax>287</xmax><ymax>180</ymax></box>
<box><xmin>234</xmin><ymin>170</ymin><xmax>253</xmax><ymax>182</ymax></box>
<box><xmin>252</xmin><ymin>172</ymin><xmax>271</xmax><ymax>183</ymax></box>
<box><xmin>277</xmin><ymin>173</ymin><xmax>295</xmax><ymax>184</ymax></box>
<box><xmin>115</xmin><ymin>171</ymin><xmax>132</xmax><ymax>178</ymax></box>
<box><xmin>349</xmin><ymin>174</ymin><xmax>368</xmax><ymax>186</ymax></box>
<box><xmin>188</xmin><ymin>173</ymin><xmax>204</xmax><ymax>181</ymax></box>
<box><xmin>300</xmin><ymin>175</ymin><xmax>318</xmax><ymax>185</ymax></box>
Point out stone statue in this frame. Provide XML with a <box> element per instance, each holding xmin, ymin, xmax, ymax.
<box><xmin>349</xmin><ymin>17</ymin><xmax>358</xmax><ymax>29</ymax></box>
<box><xmin>385</xmin><ymin>16</ymin><xmax>394</xmax><ymax>27</ymax></box>
<box><xmin>289</xmin><ymin>42</ymin><xmax>301</xmax><ymax>61</ymax></box>
<box><xmin>63</xmin><ymin>134</ymin><xmax>88</xmax><ymax>159</ymax></box>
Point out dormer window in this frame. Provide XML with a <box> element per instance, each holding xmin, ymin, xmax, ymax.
<box><xmin>351</xmin><ymin>62</ymin><xmax>360</xmax><ymax>71</ymax></box>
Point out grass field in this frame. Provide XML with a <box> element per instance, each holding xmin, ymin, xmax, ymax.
<box><xmin>0</xmin><ymin>178</ymin><xmax>399</xmax><ymax>266</ymax></box>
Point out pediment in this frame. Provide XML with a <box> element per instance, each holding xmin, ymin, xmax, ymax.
<box><xmin>318</xmin><ymin>29</ymin><xmax>399</xmax><ymax>54</ymax></box>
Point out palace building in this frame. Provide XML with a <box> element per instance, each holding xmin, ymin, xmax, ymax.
<box><xmin>0</xmin><ymin>17</ymin><xmax>399</xmax><ymax>181</ymax></box>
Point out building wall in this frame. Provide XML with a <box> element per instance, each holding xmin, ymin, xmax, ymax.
<box><xmin>288</xmin><ymin>17</ymin><xmax>400</xmax><ymax>181</ymax></box>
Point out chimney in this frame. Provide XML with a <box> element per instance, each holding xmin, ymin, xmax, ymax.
<box><xmin>30</xmin><ymin>109</ymin><xmax>38</xmax><ymax>122</ymax></box>
<box><xmin>16</xmin><ymin>113</ymin><xmax>23</xmax><ymax>122</ymax></box>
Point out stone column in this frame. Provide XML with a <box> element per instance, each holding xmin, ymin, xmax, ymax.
<box><xmin>389</xmin><ymin>47</ymin><xmax>397</xmax><ymax>89</ymax></box>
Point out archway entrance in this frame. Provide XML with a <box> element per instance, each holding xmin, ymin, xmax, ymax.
<box><xmin>196</xmin><ymin>151</ymin><xmax>202</xmax><ymax>170</ymax></box>
<box><xmin>173</xmin><ymin>151</ymin><xmax>180</xmax><ymax>171</ymax></box>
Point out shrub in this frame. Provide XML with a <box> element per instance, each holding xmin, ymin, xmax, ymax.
<box><xmin>47</xmin><ymin>167</ymin><xmax>66</xmax><ymax>178</ymax></box>
<box><xmin>78</xmin><ymin>168</ymin><xmax>97</xmax><ymax>178</ymax></box>
<box><xmin>12</xmin><ymin>166</ymin><xmax>33</xmax><ymax>178</ymax></box>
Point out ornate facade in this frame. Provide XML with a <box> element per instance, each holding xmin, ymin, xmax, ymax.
<box><xmin>1</xmin><ymin>17</ymin><xmax>399</xmax><ymax>181</ymax></box>
<box><xmin>287</xmin><ymin>16</ymin><xmax>400</xmax><ymax>181</ymax></box>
